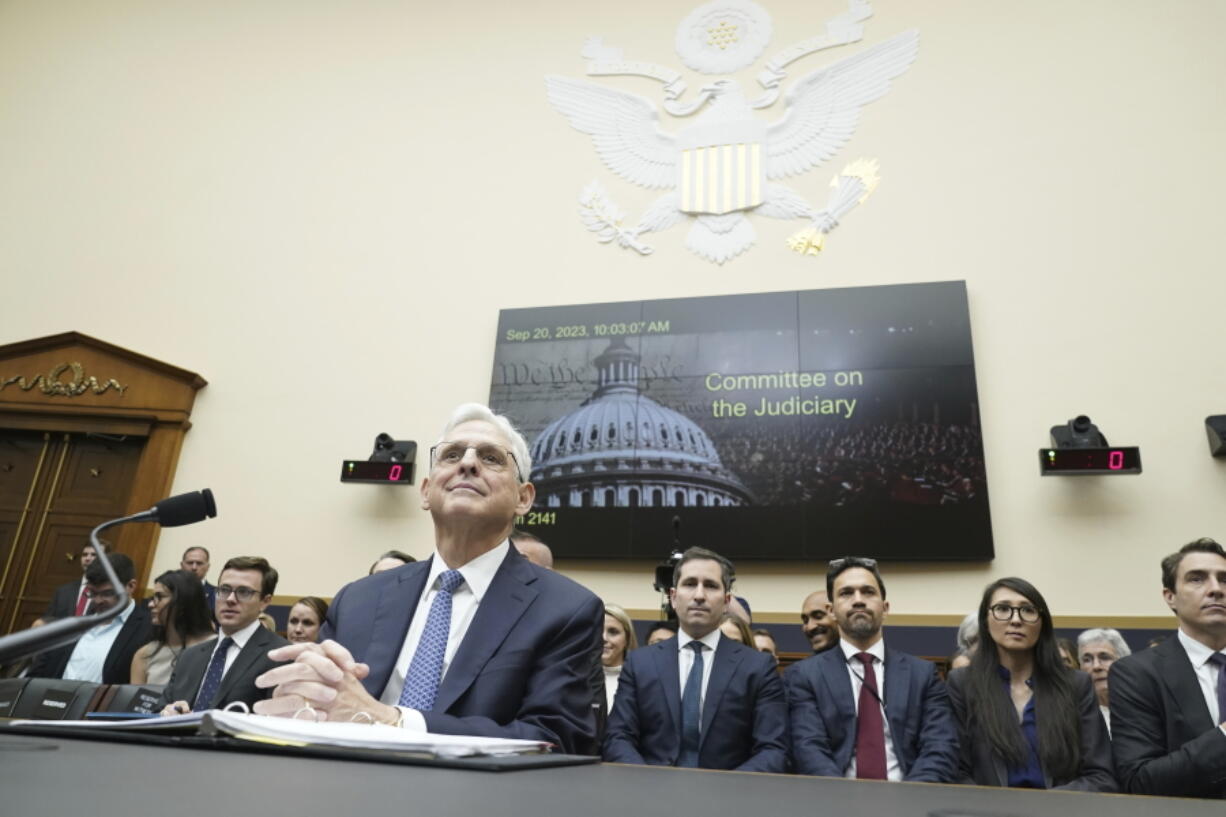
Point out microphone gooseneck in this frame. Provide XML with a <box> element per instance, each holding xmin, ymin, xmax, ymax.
<box><xmin>0</xmin><ymin>489</ymin><xmax>217</xmax><ymax>665</ymax></box>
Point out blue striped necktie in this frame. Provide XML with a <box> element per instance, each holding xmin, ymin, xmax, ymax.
<box><xmin>398</xmin><ymin>569</ymin><xmax>465</xmax><ymax>711</ymax></box>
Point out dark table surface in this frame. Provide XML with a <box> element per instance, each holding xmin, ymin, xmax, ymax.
<box><xmin>0</xmin><ymin>729</ymin><xmax>1219</xmax><ymax>817</ymax></box>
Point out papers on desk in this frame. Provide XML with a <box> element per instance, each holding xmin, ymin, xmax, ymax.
<box><xmin>10</xmin><ymin>710</ymin><xmax>550</xmax><ymax>758</ymax></box>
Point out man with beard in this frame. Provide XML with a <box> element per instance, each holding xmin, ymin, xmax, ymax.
<box><xmin>800</xmin><ymin>589</ymin><xmax>839</xmax><ymax>653</ymax></box>
<box><xmin>785</xmin><ymin>556</ymin><xmax>957</xmax><ymax>782</ymax></box>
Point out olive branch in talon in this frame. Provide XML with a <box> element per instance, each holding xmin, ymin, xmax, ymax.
<box><xmin>578</xmin><ymin>180</ymin><xmax>654</xmax><ymax>255</ymax></box>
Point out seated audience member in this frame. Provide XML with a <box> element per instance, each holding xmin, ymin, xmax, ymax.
<box><xmin>511</xmin><ymin>529</ymin><xmax>554</xmax><ymax>569</ymax></box>
<box><xmin>1056</xmin><ymin>637</ymin><xmax>1078</xmax><ymax>670</ymax></box>
<box><xmin>159</xmin><ymin>556</ymin><xmax>289</xmax><ymax>714</ymax></box>
<box><xmin>29</xmin><ymin>553</ymin><xmax>151</xmax><ymax>685</ymax></box>
<box><xmin>752</xmin><ymin>628</ymin><xmax>779</xmax><ymax>665</ymax></box>
<box><xmin>44</xmin><ymin>542</ymin><xmax>99</xmax><ymax>619</ymax></box>
<box><xmin>950</xmin><ymin>611</ymin><xmax>979</xmax><ymax>670</ymax></box>
<box><xmin>645</xmin><ymin>620</ymin><xmax>678</xmax><ymax>646</ymax></box>
<box><xmin>800</xmin><ymin>589</ymin><xmax>839</xmax><ymax>654</ymax></box>
<box><xmin>253</xmin><ymin>403</ymin><xmax>603</xmax><ymax>755</ymax></box>
<box><xmin>718</xmin><ymin>612</ymin><xmax>754</xmax><ymax>646</ymax></box>
<box><xmin>604</xmin><ymin>547</ymin><xmax>788</xmax><ymax>772</ymax></box>
<box><xmin>602</xmin><ymin>603</ymin><xmax>637</xmax><ymax>704</ymax></box>
<box><xmin>369</xmin><ymin>550</ymin><xmax>415</xmax><ymax>575</ymax></box>
<box><xmin>258</xmin><ymin>613</ymin><xmax>276</xmax><ymax>631</ymax></box>
<box><xmin>132</xmin><ymin>570</ymin><xmax>215</xmax><ymax>685</ymax></box>
<box><xmin>728</xmin><ymin>595</ymin><xmax>752</xmax><ymax>624</ymax></box>
<box><xmin>946</xmin><ymin>578</ymin><xmax>1115</xmax><ymax>791</ymax></box>
<box><xmin>1077</xmin><ymin>627</ymin><xmax>1131</xmax><ymax>736</ymax></box>
<box><xmin>786</xmin><ymin>556</ymin><xmax>958</xmax><ymax>782</ymax></box>
<box><xmin>286</xmin><ymin>596</ymin><xmax>329</xmax><ymax>644</ymax></box>
<box><xmin>1110</xmin><ymin>538</ymin><xmax>1226</xmax><ymax>798</ymax></box>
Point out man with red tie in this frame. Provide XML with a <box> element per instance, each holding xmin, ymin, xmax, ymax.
<box><xmin>785</xmin><ymin>556</ymin><xmax>958</xmax><ymax>782</ymax></box>
<box><xmin>42</xmin><ymin>542</ymin><xmax>99</xmax><ymax>620</ymax></box>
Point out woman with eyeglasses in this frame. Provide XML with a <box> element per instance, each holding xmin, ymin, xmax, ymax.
<box><xmin>131</xmin><ymin>570</ymin><xmax>216</xmax><ymax>686</ymax></box>
<box><xmin>946</xmin><ymin>577</ymin><xmax>1116</xmax><ymax>791</ymax></box>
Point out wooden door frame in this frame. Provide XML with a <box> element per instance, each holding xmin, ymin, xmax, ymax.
<box><xmin>0</xmin><ymin>332</ymin><xmax>206</xmax><ymax>592</ymax></box>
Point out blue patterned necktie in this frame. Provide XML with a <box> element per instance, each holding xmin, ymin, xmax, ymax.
<box><xmin>1209</xmin><ymin>653</ymin><xmax>1226</xmax><ymax>722</ymax></box>
<box><xmin>398</xmin><ymin>569</ymin><xmax>465</xmax><ymax>711</ymax></box>
<box><xmin>193</xmin><ymin>636</ymin><xmax>234</xmax><ymax>710</ymax></box>
<box><xmin>678</xmin><ymin>641</ymin><xmax>704</xmax><ymax>767</ymax></box>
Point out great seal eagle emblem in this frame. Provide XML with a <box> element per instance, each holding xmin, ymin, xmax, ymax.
<box><xmin>546</xmin><ymin>0</ymin><xmax>916</xmax><ymax>264</ymax></box>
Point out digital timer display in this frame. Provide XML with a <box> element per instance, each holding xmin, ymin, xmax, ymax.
<box><xmin>340</xmin><ymin>460</ymin><xmax>415</xmax><ymax>484</ymax></box>
<box><xmin>1039</xmin><ymin>447</ymin><xmax>1142</xmax><ymax>476</ymax></box>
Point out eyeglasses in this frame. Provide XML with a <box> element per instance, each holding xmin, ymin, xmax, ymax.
<box><xmin>430</xmin><ymin>441</ymin><xmax>521</xmax><ymax>479</ymax></box>
<box><xmin>828</xmin><ymin>556</ymin><xmax>878</xmax><ymax>572</ymax></box>
<box><xmin>149</xmin><ymin>592</ymin><xmax>170</xmax><ymax>604</ymax></box>
<box><xmin>216</xmin><ymin>585</ymin><xmax>262</xmax><ymax>602</ymax></box>
<box><xmin>989</xmin><ymin>603</ymin><xmax>1041</xmax><ymax>623</ymax></box>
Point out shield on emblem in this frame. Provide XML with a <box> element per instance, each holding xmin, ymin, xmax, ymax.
<box><xmin>677</xmin><ymin>120</ymin><xmax>766</xmax><ymax>215</ymax></box>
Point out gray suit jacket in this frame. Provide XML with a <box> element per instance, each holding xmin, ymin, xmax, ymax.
<box><xmin>158</xmin><ymin>625</ymin><xmax>289</xmax><ymax>711</ymax></box>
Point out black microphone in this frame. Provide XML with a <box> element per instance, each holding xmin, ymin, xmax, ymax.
<box><xmin>150</xmin><ymin>489</ymin><xmax>217</xmax><ymax>527</ymax></box>
<box><xmin>0</xmin><ymin>489</ymin><xmax>218</xmax><ymax>665</ymax></box>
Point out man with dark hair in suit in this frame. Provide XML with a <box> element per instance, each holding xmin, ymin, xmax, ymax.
<box><xmin>254</xmin><ymin>404</ymin><xmax>603</xmax><ymax>754</ymax></box>
<box><xmin>1109</xmin><ymin>537</ymin><xmax>1226</xmax><ymax>798</ymax></box>
<box><xmin>786</xmin><ymin>556</ymin><xmax>958</xmax><ymax>782</ymax></box>
<box><xmin>603</xmin><ymin>547</ymin><xmax>788</xmax><ymax>772</ymax></box>
<box><xmin>369</xmin><ymin>549</ymin><xmax>416</xmax><ymax>575</ymax></box>
<box><xmin>42</xmin><ymin>542</ymin><xmax>99</xmax><ymax>620</ymax></box>
<box><xmin>29</xmin><ymin>552</ymin><xmax>150</xmax><ymax>684</ymax></box>
<box><xmin>159</xmin><ymin>555</ymin><xmax>288</xmax><ymax>714</ymax></box>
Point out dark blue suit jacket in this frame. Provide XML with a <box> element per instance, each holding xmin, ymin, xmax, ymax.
<box><xmin>322</xmin><ymin>547</ymin><xmax>603</xmax><ymax>755</ymax></box>
<box><xmin>1109</xmin><ymin>635</ymin><xmax>1226</xmax><ymax>797</ymax></box>
<box><xmin>603</xmin><ymin>634</ymin><xmax>789</xmax><ymax>772</ymax></box>
<box><xmin>784</xmin><ymin>644</ymin><xmax>958</xmax><ymax>782</ymax></box>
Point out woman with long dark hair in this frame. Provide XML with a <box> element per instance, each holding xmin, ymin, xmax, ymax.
<box><xmin>946</xmin><ymin>577</ymin><xmax>1115</xmax><ymax>791</ymax></box>
<box><xmin>130</xmin><ymin>569</ymin><xmax>215</xmax><ymax>686</ymax></box>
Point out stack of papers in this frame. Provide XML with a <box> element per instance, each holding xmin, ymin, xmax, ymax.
<box><xmin>11</xmin><ymin>710</ymin><xmax>550</xmax><ymax>758</ymax></box>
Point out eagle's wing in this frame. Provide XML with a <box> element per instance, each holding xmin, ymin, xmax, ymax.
<box><xmin>765</xmin><ymin>30</ymin><xmax>918</xmax><ymax>180</ymax></box>
<box><xmin>545</xmin><ymin>76</ymin><xmax>677</xmax><ymax>190</ymax></box>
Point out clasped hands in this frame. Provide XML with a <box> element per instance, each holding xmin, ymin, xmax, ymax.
<box><xmin>253</xmin><ymin>639</ymin><xmax>400</xmax><ymax>725</ymax></box>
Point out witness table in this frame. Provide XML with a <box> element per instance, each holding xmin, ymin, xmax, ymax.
<box><xmin>0</xmin><ymin>728</ymin><xmax>1219</xmax><ymax>817</ymax></box>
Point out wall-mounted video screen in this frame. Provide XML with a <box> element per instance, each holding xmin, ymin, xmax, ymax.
<box><xmin>490</xmin><ymin>281</ymin><xmax>993</xmax><ymax>562</ymax></box>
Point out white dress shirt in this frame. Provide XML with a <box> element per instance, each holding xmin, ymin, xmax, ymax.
<box><xmin>839</xmin><ymin>636</ymin><xmax>902</xmax><ymax>781</ymax></box>
<box><xmin>676</xmin><ymin>627</ymin><xmax>722</xmax><ymax>724</ymax></box>
<box><xmin>381</xmin><ymin>540</ymin><xmax>509</xmax><ymax>731</ymax></box>
<box><xmin>604</xmin><ymin>664</ymin><xmax>622</xmax><ymax>708</ymax></box>
<box><xmin>209</xmin><ymin>617</ymin><xmax>264</xmax><ymax>679</ymax></box>
<box><xmin>1176</xmin><ymin>628</ymin><xmax>1226</xmax><ymax>735</ymax></box>
<box><xmin>63</xmin><ymin>599</ymin><xmax>134</xmax><ymax>682</ymax></box>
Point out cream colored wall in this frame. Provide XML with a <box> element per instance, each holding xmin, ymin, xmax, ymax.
<box><xmin>2</xmin><ymin>0</ymin><xmax>1224</xmax><ymax>622</ymax></box>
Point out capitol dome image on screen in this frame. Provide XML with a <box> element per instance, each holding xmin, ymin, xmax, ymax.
<box><xmin>529</xmin><ymin>340</ymin><xmax>752</xmax><ymax>509</ymax></box>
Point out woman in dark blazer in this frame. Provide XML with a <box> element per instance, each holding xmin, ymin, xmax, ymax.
<box><xmin>946</xmin><ymin>577</ymin><xmax>1116</xmax><ymax>792</ymax></box>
